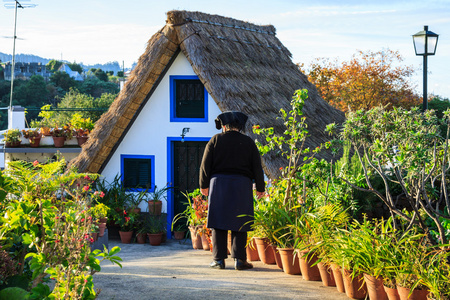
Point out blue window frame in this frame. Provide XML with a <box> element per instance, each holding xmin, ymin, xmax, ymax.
<box><xmin>170</xmin><ymin>75</ymin><xmax>208</xmax><ymax>122</ymax></box>
<box><xmin>121</xmin><ymin>154</ymin><xmax>155</xmax><ymax>192</ymax></box>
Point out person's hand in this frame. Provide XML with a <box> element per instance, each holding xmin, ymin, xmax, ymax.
<box><xmin>256</xmin><ymin>191</ymin><xmax>265</xmax><ymax>199</ymax></box>
<box><xmin>201</xmin><ymin>188</ymin><xmax>209</xmax><ymax>196</ymax></box>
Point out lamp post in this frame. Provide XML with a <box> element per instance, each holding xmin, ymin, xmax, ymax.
<box><xmin>412</xmin><ymin>25</ymin><xmax>439</xmax><ymax>111</ymax></box>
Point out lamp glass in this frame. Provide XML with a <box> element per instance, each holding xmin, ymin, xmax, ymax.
<box><xmin>427</xmin><ymin>36</ymin><xmax>438</xmax><ymax>55</ymax></box>
<box><xmin>413</xmin><ymin>34</ymin><xmax>426</xmax><ymax>55</ymax></box>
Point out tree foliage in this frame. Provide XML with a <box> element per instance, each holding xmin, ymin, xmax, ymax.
<box><xmin>45</xmin><ymin>59</ymin><xmax>63</xmax><ymax>73</ymax></box>
<box><xmin>299</xmin><ymin>49</ymin><xmax>421</xmax><ymax>112</ymax></box>
<box><xmin>67</xmin><ymin>62</ymin><xmax>83</xmax><ymax>74</ymax></box>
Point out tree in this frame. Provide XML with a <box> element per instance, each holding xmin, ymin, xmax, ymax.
<box><xmin>79</xmin><ymin>76</ymin><xmax>119</xmax><ymax>97</ymax></box>
<box><xmin>49</xmin><ymin>71</ymin><xmax>78</xmax><ymax>92</ymax></box>
<box><xmin>299</xmin><ymin>49</ymin><xmax>421</xmax><ymax>112</ymax></box>
<box><xmin>67</xmin><ymin>62</ymin><xmax>83</xmax><ymax>74</ymax></box>
<box><xmin>93</xmin><ymin>68</ymin><xmax>108</xmax><ymax>82</ymax></box>
<box><xmin>46</xmin><ymin>59</ymin><xmax>63</xmax><ymax>73</ymax></box>
<box><xmin>49</xmin><ymin>88</ymin><xmax>115</xmax><ymax>124</ymax></box>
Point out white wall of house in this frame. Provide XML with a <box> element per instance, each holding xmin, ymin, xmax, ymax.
<box><xmin>101</xmin><ymin>52</ymin><xmax>221</xmax><ymax>213</ymax></box>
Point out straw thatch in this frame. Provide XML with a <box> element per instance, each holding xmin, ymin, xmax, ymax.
<box><xmin>69</xmin><ymin>10</ymin><xmax>345</xmax><ymax>179</ymax></box>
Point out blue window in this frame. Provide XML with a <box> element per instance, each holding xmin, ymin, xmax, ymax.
<box><xmin>121</xmin><ymin>154</ymin><xmax>155</xmax><ymax>192</ymax></box>
<box><xmin>170</xmin><ymin>75</ymin><xmax>208</xmax><ymax>122</ymax></box>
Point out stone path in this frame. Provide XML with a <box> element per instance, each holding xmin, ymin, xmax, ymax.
<box><xmin>93</xmin><ymin>239</ymin><xmax>351</xmax><ymax>300</ymax></box>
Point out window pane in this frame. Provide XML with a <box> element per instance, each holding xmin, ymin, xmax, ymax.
<box><xmin>123</xmin><ymin>158</ymin><xmax>152</xmax><ymax>189</ymax></box>
<box><xmin>175</xmin><ymin>79</ymin><xmax>205</xmax><ymax>118</ymax></box>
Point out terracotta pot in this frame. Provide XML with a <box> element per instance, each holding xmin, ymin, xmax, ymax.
<box><xmin>119</xmin><ymin>230</ymin><xmax>133</xmax><ymax>244</ymax></box>
<box><xmin>131</xmin><ymin>207</ymin><xmax>141</xmax><ymax>214</ymax></box>
<box><xmin>298</xmin><ymin>250</ymin><xmax>321</xmax><ymax>281</ymax></box>
<box><xmin>99</xmin><ymin>217</ymin><xmax>108</xmax><ymax>223</ymax></box>
<box><xmin>91</xmin><ymin>232</ymin><xmax>98</xmax><ymax>242</ymax></box>
<box><xmin>29</xmin><ymin>136</ymin><xmax>41</xmax><ymax>147</ymax></box>
<box><xmin>76</xmin><ymin>136</ymin><xmax>88</xmax><ymax>146</ymax></box>
<box><xmin>148</xmin><ymin>200</ymin><xmax>162</xmax><ymax>215</ymax></box>
<box><xmin>188</xmin><ymin>225</ymin><xmax>202</xmax><ymax>249</ymax></box>
<box><xmin>6</xmin><ymin>141</ymin><xmax>21</xmax><ymax>148</ymax></box>
<box><xmin>364</xmin><ymin>274</ymin><xmax>388</xmax><ymax>300</ymax></box>
<box><xmin>173</xmin><ymin>231</ymin><xmax>186</xmax><ymax>240</ymax></box>
<box><xmin>331</xmin><ymin>263</ymin><xmax>346</xmax><ymax>293</ymax></box>
<box><xmin>147</xmin><ymin>233</ymin><xmax>163</xmax><ymax>246</ymax></box>
<box><xmin>278</xmin><ymin>248</ymin><xmax>301</xmax><ymax>275</ymax></box>
<box><xmin>317</xmin><ymin>262</ymin><xmax>336</xmax><ymax>287</ymax></box>
<box><xmin>384</xmin><ymin>285</ymin><xmax>401</xmax><ymax>300</ymax></box>
<box><xmin>98</xmin><ymin>222</ymin><xmax>107</xmax><ymax>237</ymax></box>
<box><xmin>254</xmin><ymin>237</ymin><xmax>275</xmax><ymax>264</ymax></box>
<box><xmin>271</xmin><ymin>245</ymin><xmax>283</xmax><ymax>269</ymax></box>
<box><xmin>246</xmin><ymin>239</ymin><xmax>260</xmax><ymax>261</ymax></box>
<box><xmin>342</xmin><ymin>269</ymin><xmax>367</xmax><ymax>300</ymax></box>
<box><xmin>136</xmin><ymin>232</ymin><xmax>146</xmax><ymax>244</ymax></box>
<box><xmin>201</xmin><ymin>233</ymin><xmax>210</xmax><ymax>250</ymax></box>
<box><xmin>396</xmin><ymin>286</ymin><xmax>429</xmax><ymax>300</ymax></box>
<box><xmin>52</xmin><ymin>136</ymin><xmax>65</xmax><ymax>147</ymax></box>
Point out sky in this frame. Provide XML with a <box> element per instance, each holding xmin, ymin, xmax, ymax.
<box><xmin>0</xmin><ymin>0</ymin><xmax>449</xmax><ymax>98</ymax></box>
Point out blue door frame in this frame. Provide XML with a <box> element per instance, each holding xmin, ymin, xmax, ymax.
<box><xmin>166</xmin><ymin>136</ymin><xmax>210</xmax><ymax>239</ymax></box>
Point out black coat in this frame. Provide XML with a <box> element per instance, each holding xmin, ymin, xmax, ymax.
<box><xmin>200</xmin><ymin>131</ymin><xmax>265</xmax><ymax>231</ymax></box>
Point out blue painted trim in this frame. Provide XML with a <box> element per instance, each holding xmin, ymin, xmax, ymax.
<box><xmin>169</xmin><ymin>75</ymin><xmax>208</xmax><ymax>123</ymax></box>
<box><xmin>166</xmin><ymin>136</ymin><xmax>211</xmax><ymax>239</ymax></box>
<box><xmin>120</xmin><ymin>154</ymin><xmax>155</xmax><ymax>193</ymax></box>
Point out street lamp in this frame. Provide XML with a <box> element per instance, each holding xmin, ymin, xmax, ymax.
<box><xmin>412</xmin><ymin>25</ymin><xmax>439</xmax><ymax>111</ymax></box>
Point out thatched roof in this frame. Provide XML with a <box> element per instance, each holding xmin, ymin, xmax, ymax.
<box><xmin>69</xmin><ymin>10</ymin><xmax>345</xmax><ymax>179</ymax></box>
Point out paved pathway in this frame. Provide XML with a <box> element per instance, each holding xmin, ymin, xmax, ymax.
<box><xmin>93</xmin><ymin>239</ymin><xmax>351</xmax><ymax>300</ymax></box>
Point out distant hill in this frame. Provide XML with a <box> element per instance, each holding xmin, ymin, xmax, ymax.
<box><xmin>0</xmin><ymin>52</ymin><xmax>132</xmax><ymax>75</ymax></box>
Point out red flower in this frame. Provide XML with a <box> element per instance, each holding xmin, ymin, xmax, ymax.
<box><xmin>123</xmin><ymin>210</ymin><xmax>127</xmax><ymax>215</ymax></box>
<box><xmin>100</xmin><ymin>191</ymin><xmax>105</xmax><ymax>198</ymax></box>
<box><xmin>33</xmin><ymin>160</ymin><xmax>39</xmax><ymax>166</ymax></box>
<box><xmin>125</xmin><ymin>217</ymin><xmax>130</xmax><ymax>222</ymax></box>
<box><xmin>84</xmin><ymin>175</ymin><xmax>90</xmax><ymax>180</ymax></box>
<box><xmin>83</xmin><ymin>185</ymin><xmax>89</xmax><ymax>192</ymax></box>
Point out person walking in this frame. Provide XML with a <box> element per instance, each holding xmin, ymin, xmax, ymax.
<box><xmin>199</xmin><ymin>111</ymin><xmax>265</xmax><ymax>270</ymax></box>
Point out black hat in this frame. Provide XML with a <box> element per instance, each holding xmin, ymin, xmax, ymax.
<box><xmin>215</xmin><ymin>111</ymin><xmax>248</xmax><ymax>130</ymax></box>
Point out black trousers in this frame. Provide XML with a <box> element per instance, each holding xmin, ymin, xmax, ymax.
<box><xmin>212</xmin><ymin>228</ymin><xmax>247</xmax><ymax>261</ymax></box>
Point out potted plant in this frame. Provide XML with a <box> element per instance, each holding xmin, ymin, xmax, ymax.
<box><xmin>21</xmin><ymin>128</ymin><xmax>42</xmax><ymax>147</ymax></box>
<box><xmin>71</xmin><ymin>113</ymin><xmax>94</xmax><ymax>146</ymax></box>
<box><xmin>50</xmin><ymin>123</ymin><xmax>73</xmax><ymax>148</ymax></box>
<box><xmin>145</xmin><ymin>215</ymin><xmax>166</xmax><ymax>246</ymax></box>
<box><xmin>116</xmin><ymin>209</ymin><xmax>136</xmax><ymax>244</ymax></box>
<box><xmin>89</xmin><ymin>202</ymin><xmax>109</xmax><ymax>237</ymax></box>
<box><xmin>36</xmin><ymin>104</ymin><xmax>54</xmax><ymax>136</ymax></box>
<box><xmin>134</xmin><ymin>220</ymin><xmax>147</xmax><ymax>244</ymax></box>
<box><xmin>3</xmin><ymin>129</ymin><xmax>22</xmax><ymax>147</ymax></box>
<box><xmin>127</xmin><ymin>188</ymin><xmax>148</xmax><ymax>214</ymax></box>
<box><xmin>147</xmin><ymin>184</ymin><xmax>172</xmax><ymax>215</ymax></box>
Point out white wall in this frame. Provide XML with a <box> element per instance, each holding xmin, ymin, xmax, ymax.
<box><xmin>101</xmin><ymin>52</ymin><xmax>222</xmax><ymax>213</ymax></box>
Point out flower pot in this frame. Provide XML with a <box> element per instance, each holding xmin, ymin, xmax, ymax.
<box><xmin>119</xmin><ymin>230</ymin><xmax>133</xmax><ymax>244</ymax></box>
<box><xmin>384</xmin><ymin>285</ymin><xmax>401</xmax><ymax>300</ymax></box>
<box><xmin>278</xmin><ymin>248</ymin><xmax>301</xmax><ymax>275</ymax></box>
<box><xmin>254</xmin><ymin>237</ymin><xmax>275</xmax><ymax>265</ymax></box>
<box><xmin>298</xmin><ymin>250</ymin><xmax>321</xmax><ymax>281</ymax></box>
<box><xmin>29</xmin><ymin>136</ymin><xmax>41</xmax><ymax>147</ymax></box>
<box><xmin>41</xmin><ymin>127</ymin><xmax>52</xmax><ymax>136</ymax></box>
<box><xmin>201</xmin><ymin>233</ymin><xmax>210</xmax><ymax>250</ymax></box>
<box><xmin>131</xmin><ymin>207</ymin><xmax>141</xmax><ymax>214</ymax></box>
<box><xmin>5</xmin><ymin>141</ymin><xmax>21</xmax><ymax>148</ymax></box>
<box><xmin>76</xmin><ymin>136</ymin><xmax>88</xmax><ymax>146</ymax></box>
<box><xmin>246</xmin><ymin>239</ymin><xmax>260</xmax><ymax>261</ymax></box>
<box><xmin>136</xmin><ymin>232</ymin><xmax>146</xmax><ymax>244</ymax></box>
<box><xmin>396</xmin><ymin>286</ymin><xmax>429</xmax><ymax>300</ymax></box>
<box><xmin>271</xmin><ymin>245</ymin><xmax>284</xmax><ymax>269</ymax></box>
<box><xmin>148</xmin><ymin>233</ymin><xmax>163</xmax><ymax>246</ymax></box>
<box><xmin>364</xmin><ymin>274</ymin><xmax>388</xmax><ymax>300</ymax></box>
<box><xmin>173</xmin><ymin>231</ymin><xmax>186</xmax><ymax>240</ymax></box>
<box><xmin>342</xmin><ymin>269</ymin><xmax>367</xmax><ymax>300</ymax></box>
<box><xmin>148</xmin><ymin>200</ymin><xmax>162</xmax><ymax>215</ymax></box>
<box><xmin>52</xmin><ymin>136</ymin><xmax>65</xmax><ymax>147</ymax></box>
<box><xmin>331</xmin><ymin>263</ymin><xmax>346</xmax><ymax>293</ymax></box>
<box><xmin>91</xmin><ymin>232</ymin><xmax>98</xmax><ymax>242</ymax></box>
<box><xmin>188</xmin><ymin>225</ymin><xmax>202</xmax><ymax>249</ymax></box>
<box><xmin>317</xmin><ymin>262</ymin><xmax>336</xmax><ymax>287</ymax></box>
<box><xmin>99</xmin><ymin>217</ymin><xmax>108</xmax><ymax>223</ymax></box>
<box><xmin>98</xmin><ymin>222</ymin><xmax>107</xmax><ymax>237</ymax></box>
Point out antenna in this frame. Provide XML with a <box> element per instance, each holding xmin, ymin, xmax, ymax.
<box><xmin>3</xmin><ymin>0</ymin><xmax>37</xmax><ymax>109</ymax></box>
